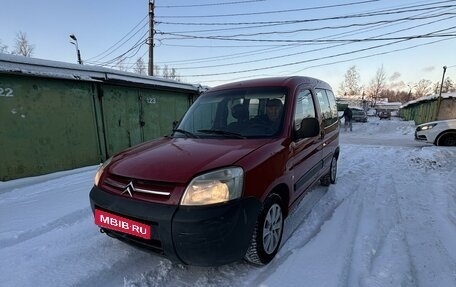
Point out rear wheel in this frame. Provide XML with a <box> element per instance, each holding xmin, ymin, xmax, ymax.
<box><xmin>320</xmin><ymin>155</ymin><xmax>338</xmax><ymax>186</ymax></box>
<box><xmin>245</xmin><ymin>194</ymin><xmax>284</xmax><ymax>265</ymax></box>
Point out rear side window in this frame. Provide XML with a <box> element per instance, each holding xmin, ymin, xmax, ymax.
<box><xmin>315</xmin><ymin>89</ymin><xmax>338</xmax><ymax>127</ymax></box>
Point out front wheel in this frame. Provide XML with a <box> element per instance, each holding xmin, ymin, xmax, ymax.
<box><xmin>245</xmin><ymin>194</ymin><xmax>284</xmax><ymax>265</ymax></box>
<box><xmin>436</xmin><ymin>132</ymin><xmax>456</xmax><ymax>146</ymax></box>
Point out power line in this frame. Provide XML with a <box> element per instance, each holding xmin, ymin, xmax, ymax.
<box><xmin>166</xmin><ymin>21</ymin><xmax>456</xmax><ymax>70</ymax></box>
<box><xmin>88</xmin><ymin>0</ymin><xmax>456</xmax><ymax>78</ymax></box>
<box><xmin>162</xmin><ymin>31</ymin><xmax>456</xmax><ymax>44</ymax></box>
<box><xmin>177</xmin><ymin>28</ymin><xmax>456</xmax><ymax>77</ymax></box>
<box><xmin>290</xmin><ymin>37</ymin><xmax>456</xmax><ymax>74</ymax></box>
<box><xmin>86</xmin><ymin>24</ymin><xmax>149</xmax><ymax>65</ymax></box>
<box><xmin>156</xmin><ymin>3</ymin><xmax>456</xmax><ymax>25</ymax></box>
<box><xmin>155</xmin><ymin>7</ymin><xmax>454</xmax><ymax>66</ymax></box>
<box><xmin>157</xmin><ymin>0</ymin><xmax>379</xmax><ymax>18</ymax></box>
<box><xmin>161</xmin><ymin>13</ymin><xmax>456</xmax><ymax>37</ymax></box>
<box><xmin>204</xmin><ymin>36</ymin><xmax>456</xmax><ymax>83</ymax></box>
<box><xmin>198</xmin><ymin>37</ymin><xmax>456</xmax><ymax>83</ymax></box>
<box><xmin>155</xmin><ymin>0</ymin><xmax>266</xmax><ymax>8</ymax></box>
<box><xmin>85</xmin><ymin>14</ymin><xmax>148</xmax><ymax>62</ymax></box>
<box><xmin>95</xmin><ymin>30</ymin><xmax>149</xmax><ymax>66</ymax></box>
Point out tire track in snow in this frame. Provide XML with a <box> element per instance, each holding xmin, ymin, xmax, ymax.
<box><xmin>392</xmin><ymin>151</ymin><xmax>456</xmax><ymax>287</ymax></box>
<box><xmin>248</xmin><ymin>144</ymin><xmax>372</xmax><ymax>287</ymax></box>
<box><xmin>0</xmin><ymin>207</ymin><xmax>92</xmax><ymax>249</ymax></box>
<box><xmin>358</xmin><ymin>156</ymin><xmax>416</xmax><ymax>287</ymax></box>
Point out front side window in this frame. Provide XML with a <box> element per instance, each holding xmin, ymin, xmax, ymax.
<box><xmin>294</xmin><ymin>89</ymin><xmax>316</xmax><ymax>131</ymax></box>
<box><xmin>176</xmin><ymin>87</ymin><xmax>287</xmax><ymax>138</ymax></box>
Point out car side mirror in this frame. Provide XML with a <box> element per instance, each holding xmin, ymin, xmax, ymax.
<box><xmin>294</xmin><ymin>117</ymin><xmax>320</xmax><ymax>140</ymax></box>
<box><xmin>172</xmin><ymin>121</ymin><xmax>179</xmax><ymax>130</ymax></box>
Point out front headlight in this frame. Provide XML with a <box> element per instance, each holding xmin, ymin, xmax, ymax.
<box><xmin>94</xmin><ymin>157</ymin><xmax>113</xmax><ymax>186</ymax></box>
<box><xmin>417</xmin><ymin>123</ymin><xmax>437</xmax><ymax>131</ymax></box>
<box><xmin>181</xmin><ymin>167</ymin><xmax>244</xmax><ymax>206</ymax></box>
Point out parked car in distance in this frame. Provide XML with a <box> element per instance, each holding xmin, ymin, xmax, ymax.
<box><xmin>415</xmin><ymin>119</ymin><xmax>456</xmax><ymax>146</ymax></box>
<box><xmin>89</xmin><ymin>76</ymin><xmax>340</xmax><ymax>266</ymax></box>
<box><xmin>351</xmin><ymin>107</ymin><xmax>368</xmax><ymax>122</ymax></box>
<box><xmin>378</xmin><ymin>110</ymin><xmax>391</xmax><ymax>120</ymax></box>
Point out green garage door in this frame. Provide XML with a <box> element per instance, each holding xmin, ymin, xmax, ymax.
<box><xmin>101</xmin><ymin>85</ymin><xmax>143</xmax><ymax>156</ymax></box>
<box><xmin>140</xmin><ymin>89</ymin><xmax>190</xmax><ymax>141</ymax></box>
<box><xmin>0</xmin><ymin>75</ymin><xmax>100</xmax><ymax>180</ymax></box>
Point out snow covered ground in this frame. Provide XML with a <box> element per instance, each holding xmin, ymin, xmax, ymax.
<box><xmin>1</xmin><ymin>117</ymin><xmax>456</xmax><ymax>287</ymax></box>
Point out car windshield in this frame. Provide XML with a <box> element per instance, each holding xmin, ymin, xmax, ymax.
<box><xmin>175</xmin><ymin>87</ymin><xmax>287</xmax><ymax>139</ymax></box>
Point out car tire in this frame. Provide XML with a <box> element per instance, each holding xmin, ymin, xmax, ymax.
<box><xmin>436</xmin><ymin>132</ymin><xmax>456</xmax><ymax>146</ymax></box>
<box><xmin>320</xmin><ymin>155</ymin><xmax>337</xmax><ymax>186</ymax></box>
<box><xmin>245</xmin><ymin>194</ymin><xmax>284</xmax><ymax>265</ymax></box>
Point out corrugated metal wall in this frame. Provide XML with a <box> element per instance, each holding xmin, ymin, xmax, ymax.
<box><xmin>437</xmin><ymin>98</ymin><xmax>456</xmax><ymax>120</ymax></box>
<box><xmin>400</xmin><ymin>98</ymin><xmax>456</xmax><ymax>125</ymax></box>
<box><xmin>0</xmin><ymin>73</ymin><xmax>197</xmax><ymax>181</ymax></box>
<box><xmin>0</xmin><ymin>75</ymin><xmax>101</xmax><ymax>180</ymax></box>
<box><xmin>100</xmin><ymin>85</ymin><xmax>193</xmax><ymax>156</ymax></box>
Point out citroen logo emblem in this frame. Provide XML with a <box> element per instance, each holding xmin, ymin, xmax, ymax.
<box><xmin>121</xmin><ymin>181</ymin><xmax>135</xmax><ymax>197</ymax></box>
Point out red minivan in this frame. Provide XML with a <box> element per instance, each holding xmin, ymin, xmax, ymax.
<box><xmin>90</xmin><ymin>76</ymin><xmax>340</xmax><ymax>266</ymax></box>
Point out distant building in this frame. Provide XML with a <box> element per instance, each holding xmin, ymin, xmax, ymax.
<box><xmin>336</xmin><ymin>97</ymin><xmax>368</xmax><ymax>111</ymax></box>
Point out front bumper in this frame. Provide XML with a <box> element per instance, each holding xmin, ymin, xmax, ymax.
<box><xmin>89</xmin><ymin>186</ymin><xmax>261</xmax><ymax>266</ymax></box>
<box><xmin>414</xmin><ymin>131</ymin><xmax>428</xmax><ymax>142</ymax></box>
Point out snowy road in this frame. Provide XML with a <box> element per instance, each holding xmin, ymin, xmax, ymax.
<box><xmin>1</xmin><ymin>118</ymin><xmax>456</xmax><ymax>287</ymax></box>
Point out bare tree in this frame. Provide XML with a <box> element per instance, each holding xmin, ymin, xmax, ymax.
<box><xmin>152</xmin><ymin>64</ymin><xmax>181</xmax><ymax>81</ymax></box>
<box><xmin>433</xmin><ymin>81</ymin><xmax>440</xmax><ymax>95</ymax></box>
<box><xmin>443</xmin><ymin>77</ymin><xmax>454</xmax><ymax>93</ymax></box>
<box><xmin>0</xmin><ymin>39</ymin><xmax>8</xmax><ymax>53</ymax></box>
<box><xmin>115</xmin><ymin>58</ymin><xmax>128</xmax><ymax>71</ymax></box>
<box><xmin>432</xmin><ymin>77</ymin><xmax>454</xmax><ymax>94</ymax></box>
<box><xmin>338</xmin><ymin>65</ymin><xmax>361</xmax><ymax>97</ymax></box>
<box><xmin>168</xmin><ymin>67</ymin><xmax>181</xmax><ymax>82</ymax></box>
<box><xmin>414</xmin><ymin>79</ymin><xmax>433</xmax><ymax>98</ymax></box>
<box><xmin>162</xmin><ymin>65</ymin><xmax>169</xmax><ymax>78</ymax></box>
<box><xmin>13</xmin><ymin>31</ymin><xmax>34</xmax><ymax>57</ymax></box>
<box><xmin>366</xmin><ymin>66</ymin><xmax>386</xmax><ymax>107</ymax></box>
<box><xmin>153</xmin><ymin>65</ymin><xmax>160</xmax><ymax>76</ymax></box>
<box><xmin>133</xmin><ymin>58</ymin><xmax>146</xmax><ymax>75</ymax></box>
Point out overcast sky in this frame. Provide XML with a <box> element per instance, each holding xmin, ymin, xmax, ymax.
<box><xmin>1</xmin><ymin>0</ymin><xmax>455</xmax><ymax>89</ymax></box>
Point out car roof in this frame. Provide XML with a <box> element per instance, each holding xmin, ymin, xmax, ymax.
<box><xmin>207</xmin><ymin>76</ymin><xmax>333</xmax><ymax>92</ymax></box>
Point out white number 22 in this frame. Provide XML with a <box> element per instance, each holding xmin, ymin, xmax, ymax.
<box><xmin>0</xmin><ymin>87</ymin><xmax>14</xmax><ymax>97</ymax></box>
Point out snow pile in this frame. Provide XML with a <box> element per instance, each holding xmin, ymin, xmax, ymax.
<box><xmin>1</xmin><ymin>119</ymin><xmax>455</xmax><ymax>287</ymax></box>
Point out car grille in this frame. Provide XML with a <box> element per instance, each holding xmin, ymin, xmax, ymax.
<box><xmin>100</xmin><ymin>173</ymin><xmax>174</xmax><ymax>203</ymax></box>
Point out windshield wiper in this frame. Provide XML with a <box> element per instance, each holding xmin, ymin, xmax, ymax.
<box><xmin>197</xmin><ymin>129</ymin><xmax>246</xmax><ymax>139</ymax></box>
<box><xmin>172</xmin><ymin>129</ymin><xmax>199</xmax><ymax>138</ymax></box>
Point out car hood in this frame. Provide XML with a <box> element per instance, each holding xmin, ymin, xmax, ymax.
<box><xmin>417</xmin><ymin>118</ymin><xmax>456</xmax><ymax>128</ymax></box>
<box><xmin>107</xmin><ymin>137</ymin><xmax>270</xmax><ymax>183</ymax></box>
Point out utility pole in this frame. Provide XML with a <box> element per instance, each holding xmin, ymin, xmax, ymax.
<box><xmin>436</xmin><ymin>65</ymin><xmax>447</xmax><ymax>120</ymax></box>
<box><xmin>438</xmin><ymin>66</ymin><xmax>447</xmax><ymax>97</ymax></box>
<box><xmin>148</xmin><ymin>0</ymin><xmax>155</xmax><ymax>76</ymax></box>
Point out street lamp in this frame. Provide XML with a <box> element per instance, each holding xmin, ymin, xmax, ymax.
<box><xmin>69</xmin><ymin>34</ymin><xmax>83</xmax><ymax>64</ymax></box>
